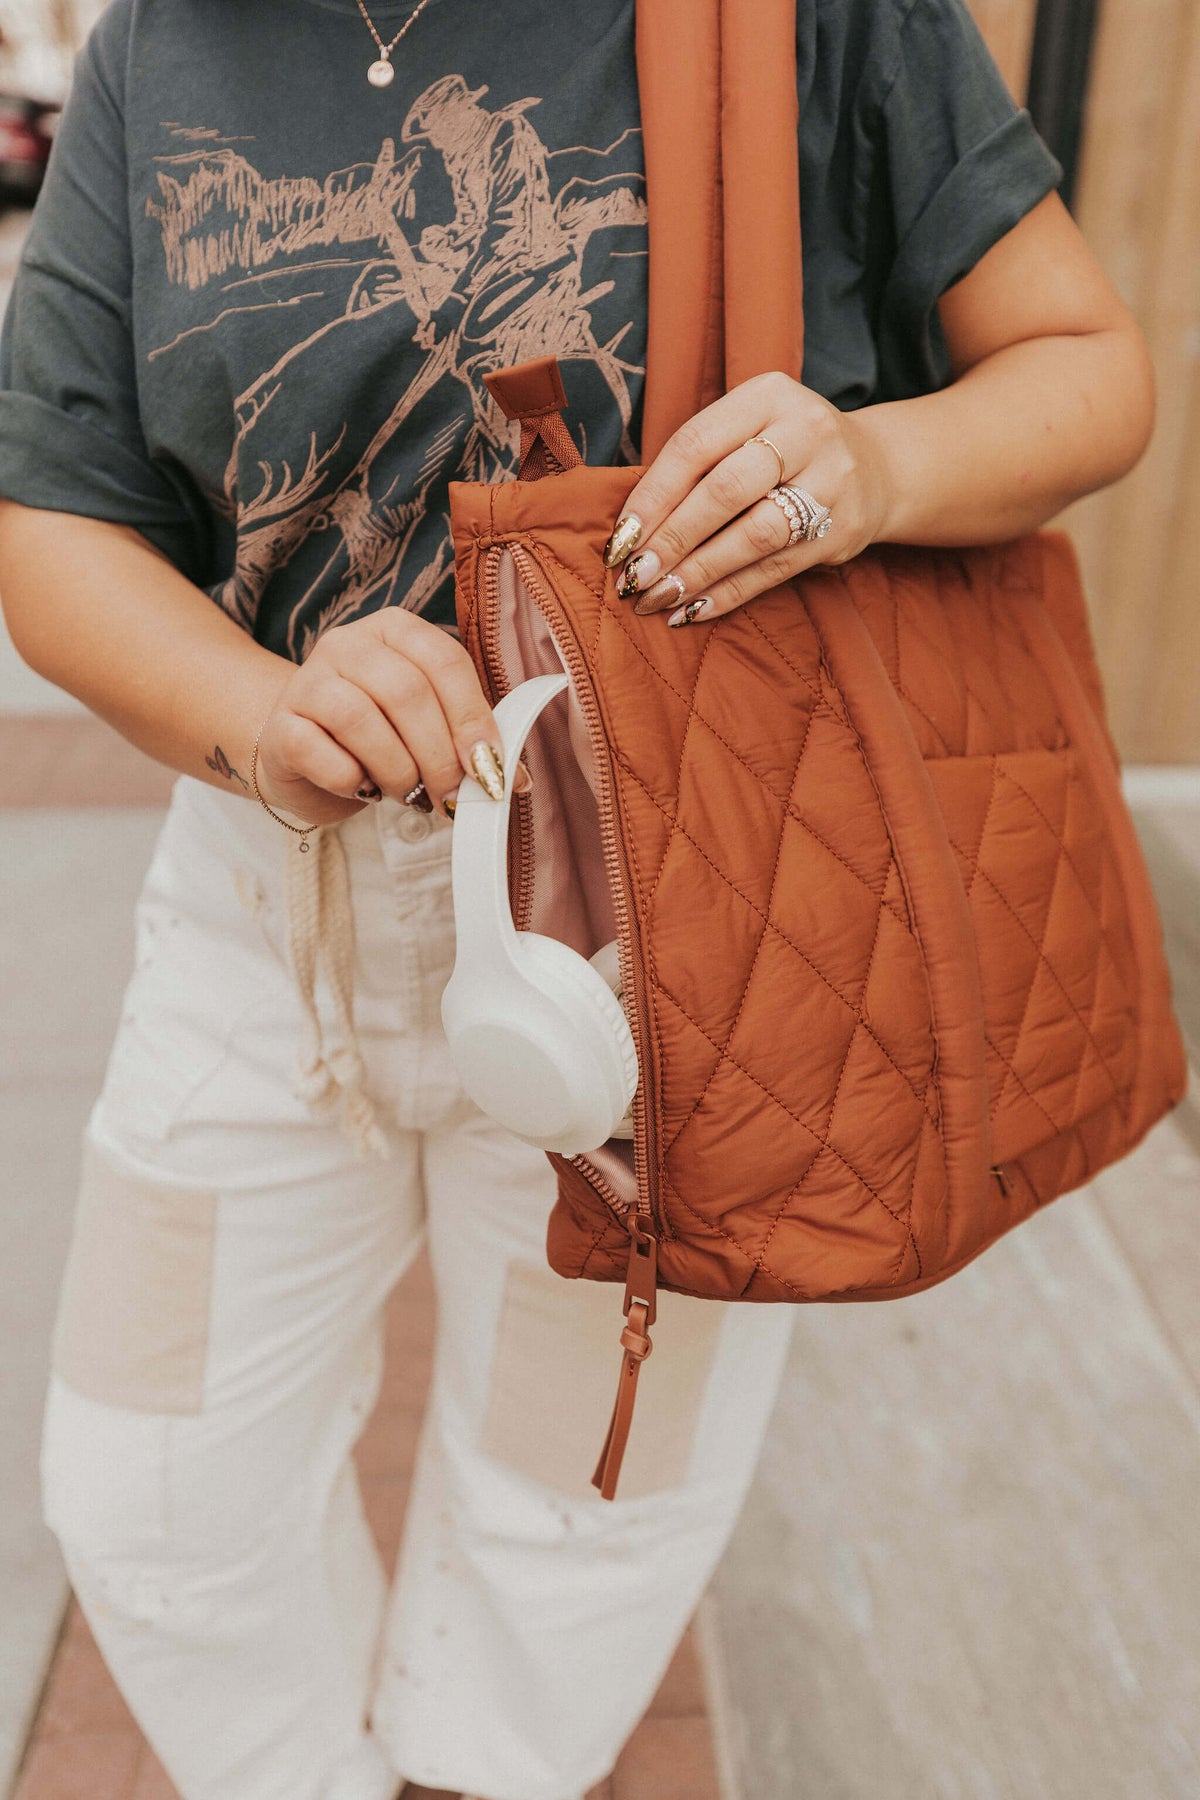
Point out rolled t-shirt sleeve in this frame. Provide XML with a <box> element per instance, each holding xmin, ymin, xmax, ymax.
<box><xmin>865</xmin><ymin>0</ymin><xmax>1064</xmax><ymax>398</ymax></box>
<box><xmin>0</xmin><ymin>7</ymin><xmax>206</xmax><ymax>578</ymax></box>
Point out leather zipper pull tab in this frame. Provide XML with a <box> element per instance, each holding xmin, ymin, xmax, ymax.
<box><xmin>591</xmin><ymin>1221</ymin><xmax>658</xmax><ymax>1502</ymax></box>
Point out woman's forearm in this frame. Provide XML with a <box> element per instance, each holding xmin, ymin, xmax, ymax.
<box><xmin>0</xmin><ymin>504</ymin><xmax>290</xmax><ymax>800</ymax></box>
<box><xmin>850</xmin><ymin>324</ymin><xmax>1156</xmax><ymax>547</ymax></box>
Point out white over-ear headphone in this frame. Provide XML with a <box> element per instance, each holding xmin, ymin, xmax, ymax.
<box><xmin>441</xmin><ymin>675</ymin><xmax>639</xmax><ymax>1156</ymax></box>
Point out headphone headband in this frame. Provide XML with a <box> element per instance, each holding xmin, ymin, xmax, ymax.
<box><xmin>448</xmin><ymin>673</ymin><xmax>570</xmax><ymax>977</ymax></box>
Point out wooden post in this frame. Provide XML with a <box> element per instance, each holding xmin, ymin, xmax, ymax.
<box><xmin>968</xmin><ymin>0</ymin><xmax>1200</xmax><ymax>763</ymax></box>
<box><xmin>1059</xmin><ymin>0</ymin><xmax>1200</xmax><ymax>762</ymax></box>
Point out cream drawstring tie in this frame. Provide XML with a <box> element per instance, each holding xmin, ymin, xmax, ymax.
<box><xmin>285</xmin><ymin>825</ymin><xmax>391</xmax><ymax>1160</ymax></box>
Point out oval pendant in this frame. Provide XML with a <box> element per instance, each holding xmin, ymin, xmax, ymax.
<box><xmin>367</xmin><ymin>57</ymin><xmax>395</xmax><ymax>87</ymax></box>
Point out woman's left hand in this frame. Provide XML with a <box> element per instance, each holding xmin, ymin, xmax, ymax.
<box><xmin>602</xmin><ymin>371</ymin><xmax>895</xmax><ymax>624</ymax></box>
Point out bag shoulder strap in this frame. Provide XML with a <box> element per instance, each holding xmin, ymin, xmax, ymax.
<box><xmin>637</xmin><ymin>0</ymin><xmax>805</xmax><ymax>458</ymax></box>
<box><xmin>482</xmin><ymin>0</ymin><xmax>805</xmax><ymax>470</ymax></box>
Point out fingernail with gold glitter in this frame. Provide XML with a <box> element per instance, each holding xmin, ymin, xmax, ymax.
<box><xmin>469</xmin><ymin>741</ymin><xmax>506</xmax><ymax>801</ymax></box>
<box><xmin>668</xmin><ymin>596</ymin><xmax>713</xmax><ymax>627</ymax></box>
<box><xmin>443</xmin><ymin>789</ymin><xmax>459</xmax><ymax>820</ymax></box>
<box><xmin>616</xmin><ymin>550</ymin><xmax>661</xmax><ymax>598</ymax></box>
<box><xmin>634</xmin><ymin>572</ymin><xmax>686</xmax><ymax>616</ymax></box>
<box><xmin>603</xmin><ymin>514</ymin><xmax>643</xmax><ymax>568</ymax></box>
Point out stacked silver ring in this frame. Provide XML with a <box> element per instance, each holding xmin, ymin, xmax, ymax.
<box><xmin>767</xmin><ymin>483</ymin><xmax>833</xmax><ymax>545</ymax></box>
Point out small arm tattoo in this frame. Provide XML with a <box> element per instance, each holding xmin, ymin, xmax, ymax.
<box><xmin>205</xmin><ymin>745</ymin><xmax>249</xmax><ymax>790</ymax></box>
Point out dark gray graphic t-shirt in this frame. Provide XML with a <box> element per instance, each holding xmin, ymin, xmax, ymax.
<box><xmin>0</xmin><ymin>0</ymin><xmax>1060</xmax><ymax>658</ymax></box>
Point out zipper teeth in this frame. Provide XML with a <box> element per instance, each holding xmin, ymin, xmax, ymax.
<box><xmin>508</xmin><ymin>543</ymin><xmax>658</xmax><ymax>1230</ymax></box>
<box><xmin>481</xmin><ymin>547</ymin><xmax>538</xmax><ymax>934</ymax></box>
<box><xmin>571</xmin><ymin>1158</ymin><xmax>635</xmax><ymax>1222</ymax></box>
<box><xmin>482</xmin><ymin>543</ymin><xmax>639</xmax><ymax>1226</ymax></box>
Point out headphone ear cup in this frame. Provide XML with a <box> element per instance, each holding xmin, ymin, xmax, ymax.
<box><xmin>515</xmin><ymin>933</ymin><xmax>639</xmax><ymax>1145</ymax></box>
<box><xmin>442</xmin><ymin>933</ymin><xmax>639</xmax><ymax>1156</ymax></box>
<box><xmin>438</xmin><ymin>672</ymin><xmax>640</xmax><ymax>1153</ymax></box>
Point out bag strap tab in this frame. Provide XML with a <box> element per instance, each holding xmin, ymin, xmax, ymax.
<box><xmin>484</xmin><ymin>356</ymin><xmax>584</xmax><ymax>482</ymax></box>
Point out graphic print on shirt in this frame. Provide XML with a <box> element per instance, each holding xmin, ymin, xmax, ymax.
<box><xmin>146</xmin><ymin>77</ymin><xmax>647</xmax><ymax>656</ymax></box>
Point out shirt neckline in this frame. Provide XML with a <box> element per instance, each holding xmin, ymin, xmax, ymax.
<box><xmin>298</xmin><ymin>0</ymin><xmax>454</xmax><ymax>15</ymax></box>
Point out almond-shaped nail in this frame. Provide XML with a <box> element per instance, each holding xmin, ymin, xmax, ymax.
<box><xmin>634</xmin><ymin>572</ymin><xmax>686</xmax><ymax>617</ymax></box>
<box><xmin>668</xmin><ymin>597</ymin><xmax>713</xmax><ymax>627</ymax></box>
<box><xmin>469</xmin><ymin>741</ymin><xmax>506</xmax><ymax>801</ymax></box>
<box><xmin>616</xmin><ymin>550</ymin><xmax>661</xmax><ymax>598</ymax></box>
<box><xmin>603</xmin><ymin>514</ymin><xmax>643</xmax><ymax>568</ymax></box>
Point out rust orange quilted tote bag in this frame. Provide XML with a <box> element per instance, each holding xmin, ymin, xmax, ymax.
<box><xmin>448</xmin><ymin>0</ymin><xmax>1187</xmax><ymax>1498</ymax></box>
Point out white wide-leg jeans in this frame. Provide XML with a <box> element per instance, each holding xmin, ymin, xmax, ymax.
<box><xmin>39</xmin><ymin>775</ymin><xmax>795</xmax><ymax>1800</ymax></box>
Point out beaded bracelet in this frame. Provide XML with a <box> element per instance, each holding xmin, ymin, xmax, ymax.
<box><xmin>250</xmin><ymin>717</ymin><xmax>318</xmax><ymax>854</ymax></box>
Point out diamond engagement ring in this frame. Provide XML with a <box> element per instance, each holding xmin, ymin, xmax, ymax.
<box><xmin>783</xmin><ymin>484</ymin><xmax>833</xmax><ymax>541</ymax></box>
<box><xmin>767</xmin><ymin>483</ymin><xmax>833</xmax><ymax>546</ymax></box>
<box><xmin>765</xmin><ymin>485</ymin><xmax>808</xmax><ymax>548</ymax></box>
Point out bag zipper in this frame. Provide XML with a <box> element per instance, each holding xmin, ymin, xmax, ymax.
<box><xmin>480</xmin><ymin>540</ymin><xmax>661</xmax><ymax>1236</ymax></box>
<box><xmin>477</xmin><ymin>539</ymin><xmax>661</xmax><ymax>1502</ymax></box>
<box><xmin>480</xmin><ymin>546</ymin><xmax>539</xmax><ymax>936</ymax></box>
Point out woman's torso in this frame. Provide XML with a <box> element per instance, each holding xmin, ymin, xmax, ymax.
<box><xmin>39</xmin><ymin>0</ymin><xmax>1054</xmax><ymax>656</ymax></box>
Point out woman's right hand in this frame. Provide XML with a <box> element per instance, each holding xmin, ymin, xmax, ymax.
<box><xmin>254</xmin><ymin>608</ymin><xmax>507</xmax><ymax>826</ymax></box>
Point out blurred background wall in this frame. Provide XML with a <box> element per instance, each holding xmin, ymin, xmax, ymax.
<box><xmin>967</xmin><ymin>0</ymin><xmax>1200</xmax><ymax>764</ymax></box>
<box><xmin>0</xmin><ymin>0</ymin><xmax>104</xmax><ymax>100</ymax></box>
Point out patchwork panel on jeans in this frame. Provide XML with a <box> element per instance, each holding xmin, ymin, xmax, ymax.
<box><xmin>51</xmin><ymin>1136</ymin><xmax>217</xmax><ymax>1415</ymax></box>
<box><xmin>482</xmin><ymin>1256</ymin><xmax>724</xmax><ymax>1501</ymax></box>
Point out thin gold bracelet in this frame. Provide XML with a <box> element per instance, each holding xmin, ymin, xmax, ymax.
<box><xmin>250</xmin><ymin>717</ymin><xmax>317</xmax><ymax>854</ymax></box>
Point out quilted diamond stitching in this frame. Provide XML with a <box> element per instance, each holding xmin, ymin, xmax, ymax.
<box><xmin>659</xmin><ymin>1173</ymin><xmax>813</xmax><ymax>1298</ymax></box>
<box><xmin>575</xmin><ymin>1217</ymin><xmax>615</xmax><ymax>1280</ymax></box>
<box><xmin>749</xmin><ymin>887</ymin><xmax>921</xmax><ymax>1287</ymax></box>
<box><xmin>634</xmin><ymin>695</ymin><xmax>910</xmax><ymax>931</ymax></box>
<box><xmin>952</xmin><ymin>584</ymin><xmax>1043</xmax><ymax>749</ymax></box>
<box><xmin>897</xmin><ymin>681</ymin><xmax>954</xmax><ymax>756</ymax></box>
<box><xmin>999</xmin><ymin>762</ymin><xmax>1131</xmax><ymax>970</ymax></box>
<box><xmin>1018</xmin><ymin>765</ymin><xmax>1130</xmax><ymax>1120</ymax></box>
<box><xmin>559</xmin><ymin>558</ymin><xmax>939</xmax><ymax>1264</ymax></box>
<box><xmin>885</xmin><ymin>563</ymin><xmax>1066</xmax><ymax>759</ymax></box>
<box><xmin>964</xmin><ymin>755</ymin><xmax>1002</xmax><ymax>899</ymax></box>
<box><xmin>644</xmin><ymin>701</ymin><xmax>822</xmax><ymax>1154</ymax></box>
<box><xmin>617</xmin><ymin>753</ymin><xmax>934</xmax><ymax>1119</ymax></box>
<box><xmin>983</xmin><ymin>1031</ymin><xmax>1062</xmax><ymax>1138</ymax></box>
<box><xmin>534</xmin><ymin>544</ymin><xmax>1110</xmax><ymax>1291</ymax></box>
<box><xmin>955</xmin><ymin>849</ymin><xmax>1129</xmax><ymax>1120</ymax></box>
<box><xmin>742</xmin><ymin>606</ymin><xmax>825</xmax><ymax>702</ymax></box>
<box><xmin>640</xmin><ymin>624</ymin><xmax>725</xmax><ymax>907</ymax></box>
<box><xmin>550</xmin><ymin>548</ymin><xmax>915</xmax><ymax>928</ymax></box>
<box><xmin>595</xmin><ymin>596</ymin><xmax>790</xmax><ymax>799</ymax></box>
<box><xmin>652</xmin><ymin>981</ymin><xmax>920</xmax><ymax>1257</ymax></box>
<box><xmin>1058</xmin><ymin>767</ymin><xmax>1100</xmax><ymax>1134</ymax></box>
<box><xmin>978</xmin><ymin>831</ymin><xmax>1078</xmax><ymax>1122</ymax></box>
<box><xmin>1058</xmin><ymin>764</ymin><xmax>1133</xmax><ymax>1135</ymax></box>
<box><xmin>959</xmin><ymin>592</ymin><xmax>1033</xmax><ymax>748</ymax></box>
<box><xmin>665</xmin><ymin>1164</ymin><xmax>915</xmax><ymax>1300</ymax></box>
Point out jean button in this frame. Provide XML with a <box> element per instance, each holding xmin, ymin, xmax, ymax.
<box><xmin>396</xmin><ymin>807</ymin><xmax>433</xmax><ymax>843</ymax></box>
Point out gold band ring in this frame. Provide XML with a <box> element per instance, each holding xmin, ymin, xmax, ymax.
<box><xmin>744</xmin><ymin>434</ymin><xmax>788</xmax><ymax>487</ymax></box>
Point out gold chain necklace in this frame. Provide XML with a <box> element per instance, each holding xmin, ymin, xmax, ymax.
<box><xmin>355</xmin><ymin>0</ymin><xmax>437</xmax><ymax>87</ymax></box>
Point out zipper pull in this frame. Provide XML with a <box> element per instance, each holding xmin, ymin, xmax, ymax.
<box><xmin>591</xmin><ymin>1219</ymin><xmax>658</xmax><ymax>1502</ymax></box>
